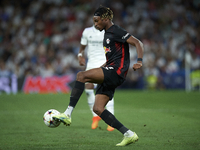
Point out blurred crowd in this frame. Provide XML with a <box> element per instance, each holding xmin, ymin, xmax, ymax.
<box><xmin>0</xmin><ymin>0</ymin><xmax>200</xmax><ymax>89</ymax></box>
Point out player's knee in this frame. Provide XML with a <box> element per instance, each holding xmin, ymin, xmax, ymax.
<box><xmin>76</xmin><ymin>71</ymin><xmax>86</xmax><ymax>82</ymax></box>
<box><xmin>93</xmin><ymin>106</ymin><xmax>103</xmax><ymax>116</ymax></box>
<box><xmin>93</xmin><ymin>107</ymin><xmax>100</xmax><ymax>116</ymax></box>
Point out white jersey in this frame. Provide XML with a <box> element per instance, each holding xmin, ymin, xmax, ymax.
<box><xmin>81</xmin><ymin>26</ymin><xmax>106</xmax><ymax>70</ymax></box>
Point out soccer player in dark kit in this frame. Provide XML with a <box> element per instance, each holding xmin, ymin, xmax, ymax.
<box><xmin>53</xmin><ymin>5</ymin><xmax>144</xmax><ymax>146</ymax></box>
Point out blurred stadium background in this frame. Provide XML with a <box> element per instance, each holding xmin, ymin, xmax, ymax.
<box><xmin>0</xmin><ymin>0</ymin><xmax>200</xmax><ymax>94</ymax></box>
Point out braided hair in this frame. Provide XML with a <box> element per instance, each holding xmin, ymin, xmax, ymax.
<box><xmin>94</xmin><ymin>6</ymin><xmax>113</xmax><ymax>20</ymax></box>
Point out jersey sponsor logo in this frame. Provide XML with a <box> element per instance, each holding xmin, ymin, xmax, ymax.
<box><xmin>104</xmin><ymin>46</ymin><xmax>111</xmax><ymax>54</ymax></box>
<box><xmin>106</xmin><ymin>38</ymin><xmax>110</xmax><ymax>44</ymax></box>
<box><xmin>122</xmin><ymin>33</ymin><xmax>129</xmax><ymax>39</ymax></box>
<box><xmin>88</xmin><ymin>40</ymin><xmax>103</xmax><ymax>44</ymax></box>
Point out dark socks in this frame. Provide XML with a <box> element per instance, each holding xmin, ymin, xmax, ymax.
<box><xmin>100</xmin><ymin>109</ymin><xmax>128</xmax><ymax>134</ymax></box>
<box><xmin>69</xmin><ymin>81</ymin><xmax>85</xmax><ymax>107</ymax></box>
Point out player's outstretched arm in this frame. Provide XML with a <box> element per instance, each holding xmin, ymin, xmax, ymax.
<box><xmin>127</xmin><ymin>36</ymin><xmax>144</xmax><ymax>71</ymax></box>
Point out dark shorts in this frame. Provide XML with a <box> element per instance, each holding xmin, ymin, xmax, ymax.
<box><xmin>95</xmin><ymin>67</ymin><xmax>125</xmax><ymax>100</ymax></box>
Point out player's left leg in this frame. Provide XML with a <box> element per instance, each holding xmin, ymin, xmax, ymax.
<box><xmin>106</xmin><ymin>98</ymin><xmax>114</xmax><ymax>131</ymax></box>
<box><xmin>85</xmin><ymin>83</ymin><xmax>101</xmax><ymax>129</ymax></box>
<box><xmin>93</xmin><ymin>94</ymin><xmax>126</xmax><ymax>134</ymax></box>
<box><xmin>94</xmin><ymin>94</ymin><xmax>138</xmax><ymax>146</ymax></box>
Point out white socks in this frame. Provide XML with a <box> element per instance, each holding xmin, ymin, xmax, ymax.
<box><xmin>85</xmin><ymin>89</ymin><xmax>97</xmax><ymax>116</ymax></box>
<box><xmin>64</xmin><ymin>89</ymin><xmax>115</xmax><ymax>119</ymax></box>
<box><xmin>124</xmin><ymin>130</ymin><xmax>134</xmax><ymax>137</ymax></box>
<box><xmin>64</xmin><ymin>106</ymin><xmax>74</xmax><ymax>118</ymax></box>
<box><xmin>106</xmin><ymin>98</ymin><xmax>114</xmax><ymax>114</ymax></box>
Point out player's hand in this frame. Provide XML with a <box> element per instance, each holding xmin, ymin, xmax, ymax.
<box><xmin>132</xmin><ymin>62</ymin><xmax>142</xmax><ymax>71</ymax></box>
<box><xmin>78</xmin><ymin>56</ymin><xmax>86</xmax><ymax>66</ymax></box>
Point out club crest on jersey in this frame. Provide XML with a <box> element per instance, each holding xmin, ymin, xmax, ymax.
<box><xmin>106</xmin><ymin>38</ymin><xmax>110</xmax><ymax>44</ymax></box>
<box><xmin>104</xmin><ymin>47</ymin><xmax>111</xmax><ymax>54</ymax></box>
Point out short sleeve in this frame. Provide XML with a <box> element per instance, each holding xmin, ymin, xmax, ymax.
<box><xmin>114</xmin><ymin>26</ymin><xmax>131</xmax><ymax>43</ymax></box>
<box><xmin>80</xmin><ymin>29</ymin><xmax>88</xmax><ymax>45</ymax></box>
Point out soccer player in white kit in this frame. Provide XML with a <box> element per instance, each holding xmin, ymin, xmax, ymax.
<box><xmin>78</xmin><ymin>25</ymin><xmax>114</xmax><ymax>131</ymax></box>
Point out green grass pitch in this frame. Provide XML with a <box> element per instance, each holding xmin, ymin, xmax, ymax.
<box><xmin>0</xmin><ymin>90</ymin><xmax>200</xmax><ymax>150</ymax></box>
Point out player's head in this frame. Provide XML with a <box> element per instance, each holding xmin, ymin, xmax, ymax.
<box><xmin>93</xmin><ymin>6</ymin><xmax>113</xmax><ymax>31</ymax></box>
<box><xmin>94</xmin><ymin>5</ymin><xmax>113</xmax><ymax>20</ymax></box>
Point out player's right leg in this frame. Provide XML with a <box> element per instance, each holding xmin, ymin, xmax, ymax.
<box><xmin>53</xmin><ymin>79</ymin><xmax>85</xmax><ymax>126</ymax></box>
<box><xmin>53</xmin><ymin>113</ymin><xmax>71</xmax><ymax>126</ymax></box>
<box><xmin>53</xmin><ymin>68</ymin><xmax>104</xmax><ymax>126</ymax></box>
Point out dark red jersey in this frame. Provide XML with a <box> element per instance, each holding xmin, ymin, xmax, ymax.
<box><xmin>103</xmin><ymin>25</ymin><xmax>131</xmax><ymax>79</ymax></box>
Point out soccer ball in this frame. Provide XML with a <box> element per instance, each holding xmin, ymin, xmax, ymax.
<box><xmin>43</xmin><ymin>109</ymin><xmax>61</xmax><ymax>128</ymax></box>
